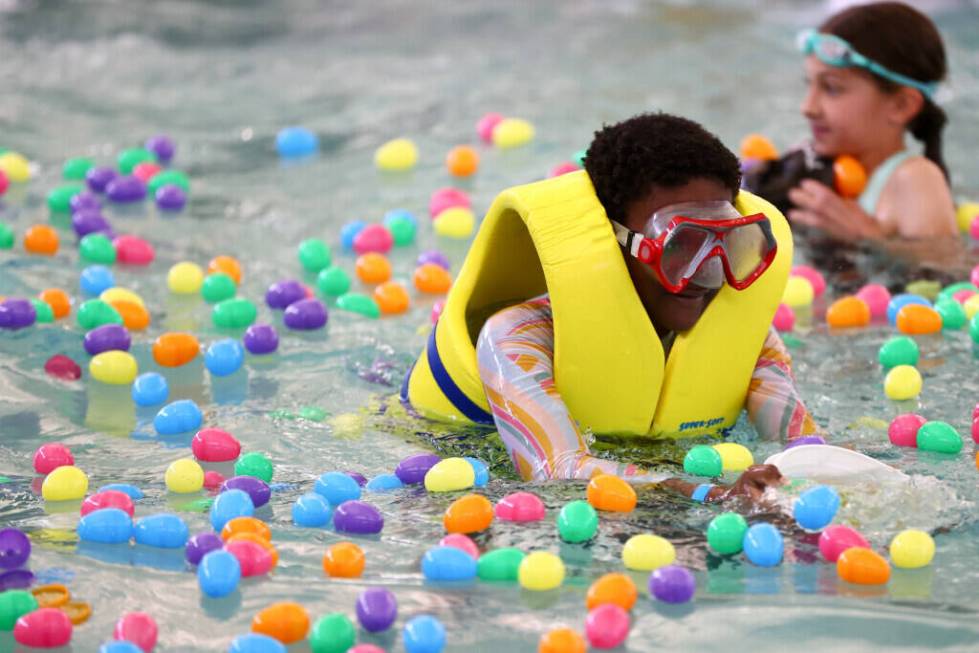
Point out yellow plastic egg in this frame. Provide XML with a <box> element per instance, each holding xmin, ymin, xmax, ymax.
<box><xmin>100</xmin><ymin>287</ymin><xmax>145</xmax><ymax>308</ymax></box>
<box><xmin>518</xmin><ymin>551</ymin><xmax>565</xmax><ymax>591</ymax></box>
<box><xmin>884</xmin><ymin>365</ymin><xmax>922</xmax><ymax>401</ymax></box>
<box><xmin>492</xmin><ymin>118</ymin><xmax>535</xmax><ymax>149</ymax></box>
<box><xmin>889</xmin><ymin>529</ymin><xmax>935</xmax><ymax>569</ymax></box>
<box><xmin>41</xmin><ymin>465</ymin><xmax>89</xmax><ymax>501</ymax></box>
<box><xmin>433</xmin><ymin>207</ymin><xmax>475</xmax><ymax>239</ymax></box>
<box><xmin>0</xmin><ymin>151</ymin><xmax>32</xmax><ymax>183</ymax></box>
<box><xmin>622</xmin><ymin>534</ymin><xmax>676</xmax><ymax>571</ymax></box>
<box><xmin>374</xmin><ymin>138</ymin><xmax>418</xmax><ymax>171</ymax></box>
<box><xmin>782</xmin><ymin>276</ymin><xmax>814</xmax><ymax>308</ymax></box>
<box><xmin>424</xmin><ymin>457</ymin><xmax>476</xmax><ymax>492</ymax></box>
<box><xmin>165</xmin><ymin>458</ymin><xmax>205</xmax><ymax>493</ymax></box>
<box><xmin>167</xmin><ymin>261</ymin><xmax>204</xmax><ymax>294</ymax></box>
<box><xmin>712</xmin><ymin>442</ymin><xmax>754</xmax><ymax>472</ymax></box>
<box><xmin>964</xmin><ymin>294</ymin><xmax>979</xmax><ymax>320</ymax></box>
<box><xmin>89</xmin><ymin>350</ymin><xmax>138</xmax><ymax>385</ymax></box>
<box><xmin>956</xmin><ymin>202</ymin><xmax>979</xmax><ymax>233</ymax></box>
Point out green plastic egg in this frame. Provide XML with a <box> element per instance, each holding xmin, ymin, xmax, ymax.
<box><xmin>0</xmin><ymin>590</ymin><xmax>39</xmax><ymax>630</ymax></box>
<box><xmin>79</xmin><ymin>233</ymin><xmax>117</xmax><ymax>265</ymax></box>
<box><xmin>62</xmin><ymin>157</ymin><xmax>94</xmax><ymax>180</ymax></box>
<box><xmin>147</xmin><ymin>169</ymin><xmax>190</xmax><ymax>195</ymax></box>
<box><xmin>309</xmin><ymin>613</ymin><xmax>356</xmax><ymax>653</ymax></box>
<box><xmin>77</xmin><ymin>299</ymin><xmax>123</xmax><ymax>330</ymax></box>
<box><xmin>317</xmin><ymin>266</ymin><xmax>351</xmax><ymax>296</ymax></box>
<box><xmin>212</xmin><ymin>297</ymin><xmax>257</xmax><ymax>329</ymax></box>
<box><xmin>557</xmin><ymin>500</ymin><xmax>598</xmax><ymax>543</ymax></box>
<box><xmin>0</xmin><ymin>223</ymin><xmax>13</xmax><ymax>249</ymax></box>
<box><xmin>30</xmin><ymin>299</ymin><xmax>54</xmax><ymax>323</ymax></box>
<box><xmin>477</xmin><ymin>547</ymin><xmax>526</xmax><ymax>581</ymax></box>
<box><xmin>683</xmin><ymin>445</ymin><xmax>722</xmax><ymax>477</ymax></box>
<box><xmin>935</xmin><ymin>298</ymin><xmax>966</xmax><ymax>330</ymax></box>
<box><xmin>878</xmin><ymin>336</ymin><xmax>919</xmax><ymax>368</ymax></box>
<box><xmin>234</xmin><ymin>451</ymin><xmax>273</xmax><ymax>482</ymax></box>
<box><xmin>201</xmin><ymin>272</ymin><xmax>237</xmax><ymax>303</ymax></box>
<box><xmin>916</xmin><ymin>421</ymin><xmax>963</xmax><ymax>454</ymax></box>
<box><xmin>335</xmin><ymin>292</ymin><xmax>380</xmax><ymax>319</ymax></box>
<box><xmin>117</xmin><ymin>147</ymin><xmax>156</xmax><ymax>174</ymax></box>
<box><xmin>706</xmin><ymin>512</ymin><xmax>748</xmax><ymax>555</ymax></box>
<box><xmin>46</xmin><ymin>183</ymin><xmax>84</xmax><ymax>213</ymax></box>
<box><xmin>298</xmin><ymin>238</ymin><xmax>331</xmax><ymax>272</ymax></box>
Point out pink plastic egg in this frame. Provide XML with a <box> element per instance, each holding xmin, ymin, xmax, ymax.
<box><xmin>888</xmin><ymin>413</ymin><xmax>927</xmax><ymax>448</ymax></box>
<box><xmin>81</xmin><ymin>490</ymin><xmax>135</xmax><ymax>517</ymax></box>
<box><xmin>438</xmin><ymin>533</ymin><xmax>479</xmax><ymax>559</ymax></box>
<box><xmin>352</xmin><ymin>224</ymin><xmax>394</xmax><ymax>255</ymax></box>
<box><xmin>953</xmin><ymin>289</ymin><xmax>976</xmax><ymax>305</ymax></box>
<box><xmin>430</xmin><ymin>300</ymin><xmax>445</xmax><ymax>325</ymax></box>
<box><xmin>191</xmin><ymin>428</ymin><xmax>241</xmax><ymax>462</ymax></box>
<box><xmin>856</xmin><ymin>284</ymin><xmax>891</xmax><ymax>319</ymax></box>
<box><xmin>113</xmin><ymin>235</ymin><xmax>156</xmax><ymax>266</ymax></box>
<box><xmin>114</xmin><ymin>612</ymin><xmax>158</xmax><ymax>652</ymax></box>
<box><xmin>429</xmin><ymin>187</ymin><xmax>471</xmax><ymax>219</ymax></box>
<box><xmin>772</xmin><ymin>303</ymin><xmax>795</xmax><ymax>332</ymax></box>
<box><xmin>132</xmin><ymin>162</ymin><xmax>162</xmax><ymax>183</ymax></box>
<box><xmin>14</xmin><ymin>608</ymin><xmax>73</xmax><ymax>648</ymax></box>
<box><xmin>476</xmin><ymin>113</ymin><xmax>504</xmax><ymax>144</ymax></box>
<box><xmin>203</xmin><ymin>471</ymin><xmax>226</xmax><ymax>490</ymax></box>
<box><xmin>971</xmin><ymin>265</ymin><xmax>979</xmax><ymax>289</ymax></box>
<box><xmin>494</xmin><ymin>491</ymin><xmax>546</xmax><ymax>522</ymax></box>
<box><xmin>224</xmin><ymin>538</ymin><xmax>273</xmax><ymax>577</ymax></box>
<box><xmin>350</xmin><ymin>645</ymin><xmax>386</xmax><ymax>653</ymax></box>
<box><xmin>584</xmin><ymin>604</ymin><xmax>630</xmax><ymax>650</ymax></box>
<box><xmin>972</xmin><ymin>416</ymin><xmax>979</xmax><ymax>444</ymax></box>
<box><xmin>973</xmin><ymin>403</ymin><xmax>979</xmax><ymax>420</ymax></box>
<box><xmin>818</xmin><ymin>525</ymin><xmax>870</xmax><ymax>562</ymax></box>
<box><xmin>33</xmin><ymin>443</ymin><xmax>74</xmax><ymax>475</ymax></box>
<box><xmin>970</xmin><ymin>216</ymin><xmax>979</xmax><ymax>241</ymax></box>
<box><xmin>791</xmin><ymin>265</ymin><xmax>826</xmax><ymax>297</ymax></box>
<box><xmin>548</xmin><ymin>162</ymin><xmax>579</xmax><ymax>178</ymax></box>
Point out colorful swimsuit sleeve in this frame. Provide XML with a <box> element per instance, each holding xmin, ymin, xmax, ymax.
<box><xmin>746</xmin><ymin>327</ymin><xmax>823</xmax><ymax>441</ymax></box>
<box><xmin>476</xmin><ymin>297</ymin><xmax>666</xmax><ymax>482</ymax></box>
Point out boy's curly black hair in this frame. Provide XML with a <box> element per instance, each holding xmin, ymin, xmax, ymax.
<box><xmin>583</xmin><ymin>112</ymin><xmax>742</xmax><ymax>223</ymax></box>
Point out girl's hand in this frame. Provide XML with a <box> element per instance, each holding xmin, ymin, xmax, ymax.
<box><xmin>787</xmin><ymin>179</ymin><xmax>887</xmax><ymax>241</ymax></box>
<box><xmin>717</xmin><ymin>464</ymin><xmax>786</xmax><ymax>502</ymax></box>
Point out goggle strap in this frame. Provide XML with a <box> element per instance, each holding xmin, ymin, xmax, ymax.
<box><xmin>611</xmin><ymin>221</ymin><xmax>644</xmax><ymax>258</ymax></box>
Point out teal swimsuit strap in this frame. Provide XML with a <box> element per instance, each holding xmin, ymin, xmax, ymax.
<box><xmin>858</xmin><ymin>150</ymin><xmax>915</xmax><ymax>215</ymax></box>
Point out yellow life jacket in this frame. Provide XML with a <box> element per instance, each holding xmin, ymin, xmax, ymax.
<box><xmin>402</xmin><ymin>170</ymin><xmax>792</xmax><ymax>438</ymax></box>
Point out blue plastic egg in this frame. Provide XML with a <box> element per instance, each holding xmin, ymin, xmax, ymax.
<box><xmin>292</xmin><ymin>493</ymin><xmax>332</xmax><ymax>527</ymax></box>
<box><xmin>228</xmin><ymin>633</ymin><xmax>287</xmax><ymax>653</ymax></box>
<box><xmin>340</xmin><ymin>220</ymin><xmax>367</xmax><ymax>252</ymax></box>
<box><xmin>464</xmin><ymin>457</ymin><xmax>489</xmax><ymax>487</ymax></box>
<box><xmin>98</xmin><ymin>483</ymin><xmax>144</xmax><ymax>500</ymax></box>
<box><xmin>210</xmin><ymin>489</ymin><xmax>255</xmax><ymax>531</ymax></box>
<box><xmin>131</xmin><ymin>372</ymin><xmax>169</xmax><ymax>406</ymax></box>
<box><xmin>205</xmin><ymin>338</ymin><xmax>244</xmax><ymax>377</ymax></box>
<box><xmin>403</xmin><ymin>615</ymin><xmax>446</xmax><ymax>653</ymax></box>
<box><xmin>276</xmin><ymin>126</ymin><xmax>319</xmax><ymax>158</ymax></box>
<box><xmin>78</xmin><ymin>508</ymin><xmax>133</xmax><ymax>544</ymax></box>
<box><xmin>793</xmin><ymin>485</ymin><xmax>840</xmax><ymax>531</ymax></box>
<box><xmin>198</xmin><ymin>549</ymin><xmax>241</xmax><ymax>598</ymax></box>
<box><xmin>365</xmin><ymin>473</ymin><xmax>404</xmax><ymax>492</ymax></box>
<box><xmin>154</xmin><ymin>399</ymin><xmax>203</xmax><ymax>435</ymax></box>
<box><xmin>886</xmin><ymin>294</ymin><xmax>931</xmax><ymax>325</ymax></box>
<box><xmin>421</xmin><ymin>545</ymin><xmax>477</xmax><ymax>582</ymax></box>
<box><xmin>134</xmin><ymin>513</ymin><xmax>189</xmax><ymax>548</ymax></box>
<box><xmin>742</xmin><ymin>523</ymin><xmax>784</xmax><ymax>567</ymax></box>
<box><xmin>100</xmin><ymin>642</ymin><xmax>143</xmax><ymax>653</ymax></box>
<box><xmin>80</xmin><ymin>265</ymin><xmax>116</xmax><ymax>296</ymax></box>
<box><xmin>314</xmin><ymin>471</ymin><xmax>362</xmax><ymax>505</ymax></box>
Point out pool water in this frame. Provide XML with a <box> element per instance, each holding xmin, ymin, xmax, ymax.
<box><xmin>3</xmin><ymin>0</ymin><xmax>979</xmax><ymax>650</ymax></box>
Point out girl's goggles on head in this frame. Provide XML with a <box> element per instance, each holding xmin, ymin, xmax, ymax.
<box><xmin>612</xmin><ymin>201</ymin><xmax>777</xmax><ymax>294</ymax></box>
<box><xmin>797</xmin><ymin>29</ymin><xmax>937</xmax><ymax>99</ymax></box>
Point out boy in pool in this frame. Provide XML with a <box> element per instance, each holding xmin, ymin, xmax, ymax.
<box><xmin>403</xmin><ymin>112</ymin><xmax>822</xmax><ymax>502</ymax></box>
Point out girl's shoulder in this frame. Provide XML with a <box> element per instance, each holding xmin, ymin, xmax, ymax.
<box><xmin>878</xmin><ymin>154</ymin><xmax>956</xmax><ymax>237</ymax></box>
<box><xmin>888</xmin><ymin>154</ymin><xmax>946</xmax><ymax>188</ymax></box>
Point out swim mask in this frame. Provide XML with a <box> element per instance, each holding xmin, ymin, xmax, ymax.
<box><xmin>611</xmin><ymin>201</ymin><xmax>777</xmax><ymax>294</ymax></box>
<box><xmin>797</xmin><ymin>29</ymin><xmax>937</xmax><ymax>99</ymax></box>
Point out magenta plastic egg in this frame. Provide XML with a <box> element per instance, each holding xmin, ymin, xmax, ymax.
<box><xmin>548</xmin><ymin>162</ymin><xmax>579</xmax><ymax>178</ymax></box>
<box><xmin>888</xmin><ymin>413</ymin><xmax>927</xmax><ymax>447</ymax></box>
<box><xmin>585</xmin><ymin>604</ymin><xmax>630</xmax><ymax>650</ymax></box>
<box><xmin>790</xmin><ymin>265</ymin><xmax>826</xmax><ymax>297</ymax></box>
<box><xmin>973</xmin><ymin>417</ymin><xmax>979</xmax><ymax>444</ymax></box>
<box><xmin>476</xmin><ymin>113</ymin><xmax>504</xmax><ymax>143</ymax></box>
<box><xmin>431</xmin><ymin>300</ymin><xmax>445</xmax><ymax>325</ymax></box>
<box><xmin>113</xmin><ymin>235</ymin><xmax>155</xmax><ymax>266</ymax></box>
<box><xmin>204</xmin><ymin>471</ymin><xmax>225</xmax><ymax>490</ymax></box>
<box><xmin>772</xmin><ymin>303</ymin><xmax>795</xmax><ymax>332</ymax></box>
<box><xmin>438</xmin><ymin>533</ymin><xmax>479</xmax><ymax>559</ymax></box>
<box><xmin>33</xmin><ymin>443</ymin><xmax>74</xmax><ymax>474</ymax></box>
<box><xmin>429</xmin><ymin>187</ymin><xmax>471</xmax><ymax>218</ymax></box>
<box><xmin>114</xmin><ymin>612</ymin><xmax>157</xmax><ymax>653</ymax></box>
<box><xmin>81</xmin><ymin>490</ymin><xmax>135</xmax><ymax>517</ymax></box>
<box><xmin>818</xmin><ymin>525</ymin><xmax>870</xmax><ymax>562</ymax></box>
<box><xmin>191</xmin><ymin>428</ymin><xmax>241</xmax><ymax>462</ymax></box>
<box><xmin>14</xmin><ymin>608</ymin><xmax>73</xmax><ymax>648</ymax></box>
<box><xmin>223</xmin><ymin>539</ymin><xmax>272</xmax><ymax>577</ymax></box>
<box><xmin>954</xmin><ymin>289</ymin><xmax>976</xmax><ymax>304</ymax></box>
<box><xmin>352</xmin><ymin>224</ymin><xmax>393</xmax><ymax>255</ymax></box>
<box><xmin>972</xmin><ymin>265</ymin><xmax>979</xmax><ymax>289</ymax></box>
<box><xmin>856</xmin><ymin>284</ymin><xmax>891</xmax><ymax>319</ymax></box>
<box><xmin>970</xmin><ymin>215</ymin><xmax>979</xmax><ymax>240</ymax></box>
<box><xmin>494</xmin><ymin>492</ymin><xmax>546</xmax><ymax>522</ymax></box>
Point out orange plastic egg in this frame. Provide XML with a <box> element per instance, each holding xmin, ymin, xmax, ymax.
<box><xmin>826</xmin><ymin>296</ymin><xmax>871</xmax><ymax>329</ymax></box>
<box><xmin>586</xmin><ymin>474</ymin><xmax>637</xmax><ymax>513</ymax></box>
<box><xmin>539</xmin><ymin>628</ymin><xmax>587</xmax><ymax>653</ymax></box>
<box><xmin>355</xmin><ymin>252</ymin><xmax>392</xmax><ymax>284</ymax></box>
<box><xmin>414</xmin><ymin>263</ymin><xmax>452</xmax><ymax>294</ymax></box>
<box><xmin>446</xmin><ymin>145</ymin><xmax>480</xmax><ymax>177</ymax></box>
<box><xmin>207</xmin><ymin>255</ymin><xmax>242</xmax><ymax>285</ymax></box>
<box><xmin>833</xmin><ymin>155</ymin><xmax>867</xmax><ymax>198</ymax></box>
<box><xmin>110</xmin><ymin>300</ymin><xmax>150</xmax><ymax>331</ymax></box>
<box><xmin>739</xmin><ymin>134</ymin><xmax>779</xmax><ymax>161</ymax></box>
<box><xmin>39</xmin><ymin>288</ymin><xmax>71</xmax><ymax>319</ymax></box>
<box><xmin>24</xmin><ymin>224</ymin><xmax>59</xmax><ymax>256</ymax></box>
<box><xmin>31</xmin><ymin>584</ymin><xmax>70</xmax><ymax>608</ymax></box>
<box><xmin>63</xmin><ymin>600</ymin><xmax>92</xmax><ymax>625</ymax></box>
<box><xmin>443</xmin><ymin>493</ymin><xmax>494</xmax><ymax>534</ymax></box>
<box><xmin>221</xmin><ymin>516</ymin><xmax>272</xmax><ymax>542</ymax></box>
<box><xmin>837</xmin><ymin>547</ymin><xmax>891</xmax><ymax>585</ymax></box>
<box><xmin>585</xmin><ymin>572</ymin><xmax>637</xmax><ymax>611</ymax></box>
<box><xmin>152</xmin><ymin>332</ymin><xmax>200</xmax><ymax>367</ymax></box>
<box><xmin>228</xmin><ymin>532</ymin><xmax>278</xmax><ymax>568</ymax></box>
<box><xmin>322</xmin><ymin>541</ymin><xmax>365</xmax><ymax>578</ymax></box>
<box><xmin>373</xmin><ymin>281</ymin><xmax>410</xmax><ymax>314</ymax></box>
<box><xmin>251</xmin><ymin>602</ymin><xmax>309</xmax><ymax>644</ymax></box>
<box><xmin>896</xmin><ymin>304</ymin><xmax>942</xmax><ymax>335</ymax></box>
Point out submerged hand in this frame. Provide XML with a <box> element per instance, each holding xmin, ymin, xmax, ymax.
<box><xmin>787</xmin><ymin>179</ymin><xmax>886</xmax><ymax>241</ymax></box>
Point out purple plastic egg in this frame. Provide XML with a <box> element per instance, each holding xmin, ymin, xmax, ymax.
<box><xmin>394</xmin><ymin>453</ymin><xmax>441</xmax><ymax>485</ymax></box>
<box><xmin>71</xmin><ymin>209</ymin><xmax>112</xmax><ymax>238</ymax></box>
<box><xmin>0</xmin><ymin>568</ymin><xmax>34</xmax><ymax>590</ymax></box>
<box><xmin>86</xmin><ymin>166</ymin><xmax>117</xmax><ymax>193</ymax></box>
<box><xmin>0</xmin><ymin>528</ymin><xmax>31</xmax><ymax>569</ymax></box>
<box><xmin>83</xmin><ymin>324</ymin><xmax>131</xmax><ymax>355</ymax></box>
<box><xmin>416</xmin><ymin>250</ymin><xmax>450</xmax><ymax>270</ymax></box>
<box><xmin>649</xmin><ymin>564</ymin><xmax>696</xmax><ymax>604</ymax></box>
<box><xmin>346</xmin><ymin>471</ymin><xmax>368</xmax><ymax>487</ymax></box>
<box><xmin>243</xmin><ymin>323</ymin><xmax>278</xmax><ymax>354</ymax></box>
<box><xmin>784</xmin><ymin>435</ymin><xmax>827</xmax><ymax>449</ymax></box>
<box><xmin>155</xmin><ymin>184</ymin><xmax>186</xmax><ymax>211</ymax></box>
<box><xmin>145</xmin><ymin>135</ymin><xmax>175</xmax><ymax>163</ymax></box>
<box><xmin>70</xmin><ymin>190</ymin><xmax>102</xmax><ymax>213</ymax></box>
<box><xmin>265</xmin><ymin>280</ymin><xmax>306</xmax><ymax>310</ymax></box>
<box><xmin>185</xmin><ymin>531</ymin><xmax>223</xmax><ymax>565</ymax></box>
<box><xmin>0</xmin><ymin>299</ymin><xmax>36</xmax><ymax>330</ymax></box>
<box><xmin>283</xmin><ymin>298</ymin><xmax>327</xmax><ymax>330</ymax></box>
<box><xmin>333</xmin><ymin>500</ymin><xmax>383</xmax><ymax>535</ymax></box>
<box><xmin>355</xmin><ymin>587</ymin><xmax>398</xmax><ymax>632</ymax></box>
<box><xmin>106</xmin><ymin>175</ymin><xmax>147</xmax><ymax>203</ymax></box>
<box><xmin>221</xmin><ymin>476</ymin><xmax>271</xmax><ymax>508</ymax></box>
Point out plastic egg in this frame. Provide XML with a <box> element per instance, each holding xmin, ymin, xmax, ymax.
<box><xmin>316</xmin><ymin>266</ymin><xmax>352</xmax><ymax>297</ymax></box>
<box><xmin>833</xmin><ymin>155</ymin><xmax>867</xmax><ymax>198</ymax></box>
<box><xmin>433</xmin><ymin>207</ymin><xmax>475</xmax><ymax>239</ymax></box>
<box><xmin>557</xmin><ymin>500</ymin><xmax>599</xmax><ymax>543</ymax></box>
<box><xmin>0</xmin><ymin>590</ymin><xmax>38</xmax><ymax>631</ymax></box>
<box><xmin>314</xmin><ymin>472</ymin><xmax>362</xmax><ymax>505</ymax></box>
<box><xmin>134</xmin><ymin>514</ymin><xmax>189</xmax><ymax>548</ymax></box>
<box><xmin>446</xmin><ymin>145</ymin><xmax>479</xmax><ymax>177</ymax></box>
<box><xmin>168</xmin><ymin>262</ymin><xmax>204</xmax><ymax>294</ymax></box>
<box><xmin>549</xmin><ymin>161</ymin><xmax>580</xmax><ymax>177</ymax></box>
<box><xmin>782</xmin><ymin>276</ymin><xmax>814</xmax><ymax>307</ymax></box>
<box><xmin>365</xmin><ymin>473</ymin><xmax>404</xmax><ymax>492</ymax></box>
<box><xmin>353</xmin><ymin>224</ymin><xmax>394</xmax><ymax>255</ymax></box>
<box><xmin>339</xmin><ymin>221</ymin><xmax>366</xmax><ymax>252</ymax></box>
<box><xmin>48</xmin><ymin>183</ymin><xmax>85</xmax><ymax>212</ymax></box>
<box><xmin>113</xmin><ymin>612</ymin><xmax>158</xmax><ymax>653</ymax></box>
<box><xmin>706</xmin><ymin>512</ymin><xmax>748</xmax><ymax>554</ymax></box>
<box><xmin>743</xmin><ymin>523</ymin><xmax>784</xmax><ymax>567</ymax></box>
<box><xmin>309</xmin><ymin>613</ymin><xmax>356</xmax><ymax>653</ymax></box>
<box><xmin>98</xmin><ymin>483</ymin><xmax>144</xmax><ymax>501</ymax></box>
<box><xmin>43</xmin><ymin>355</ymin><xmax>81</xmax><ymax>381</ymax></box>
<box><xmin>81</xmin><ymin>324</ymin><xmax>129</xmax><ymax>357</ymax></box>
<box><xmin>222</xmin><ymin>477</ymin><xmax>271</xmax><ymax>508</ymax></box>
<box><xmin>887</xmin><ymin>294</ymin><xmax>931</xmax><ymax>325</ymax></box>
<box><xmin>185</xmin><ymin>532</ymin><xmax>224</xmax><ymax>565</ymax></box>
<box><xmin>884</xmin><ymin>365</ymin><xmax>922</xmax><ymax>401</ymax></box>
<box><xmin>855</xmin><ymin>284</ymin><xmax>890</xmax><ymax>318</ymax></box>
<box><xmin>494</xmin><ymin>492</ymin><xmax>545</xmax><ymax>522</ymax></box>
<box><xmin>539</xmin><ymin>628</ymin><xmax>586</xmax><ymax>653</ymax></box>
<box><xmin>225</xmin><ymin>539</ymin><xmax>273</xmax><ymax>576</ymax></box>
<box><xmin>0</xmin><ymin>529</ymin><xmax>31</xmax><ymax>569</ymax></box>
<box><xmin>422</xmin><ymin>546</ymin><xmax>477</xmax><ymax>582</ymax></box>
<box><xmin>492</xmin><ymin>118</ymin><xmax>535</xmax><ymax>148</ymax></box>
<box><xmin>292</xmin><ymin>493</ymin><xmax>332</xmax><ymax>527</ymax></box>
<box><xmin>443</xmin><ymin>494</ymin><xmax>493</xmax><ymax>534</ymax></box>
<box><xmin>888</xmin><ymin>413</ymin><xmax>927</xmax><ymax>447</ymax></box>
<box><xmin>889</xmin><ymin>529</ymin><xmax>934</xmax><ymax>569</ymax></box>
<box><xmin>476</xmin><ymin>113</ymin><xmax>504</xmax><ymax>143</ymax></box>
<box><xmin>205</xmin><ymin>472</ymin><xmax>226</xmax><ymax>493</ymax></box>
<box><xmin>878</xmin><ymin>336</ymin><xmax>919</xmax><ymax>368</ymax></box>
<box><xmin>438</xmin><ymin>533</ymin><xmax>479</xmax><ymax>559</ymax></box>
<box><xmin>682</xmin><ymin>444</ymin><xmax>723</xmax><ymax>477</ymax></box>
<box><xmin>772</xmin><ymin>303</ymin><xmax>795</xmax><ymax>332</ymax></box>
<box><xmin>476</xmin><ymin>547</ymin><xmax>525</xmax><ymax>581</ymax></box>
<box><xmin>790</xmin><ymin>265</ymin><xmax>826</xmax><ymax>297</ymax></box>
<box><xmin>229</xmin><ymin>634</ymin><xmax>286</xmax><ymax>653</ymax></box>
<box><xmin>191</xmin><ymin>427</ymin><xmax>241</xmax><ymax>462</ymax></box>
<box><xmin>213</xmin><ymin>298</ymin><xmax>258</xmax><ymax>329</ymax></box>
<box><xmin>916</xmin><ymin>421</ymin><xmax>963</xmax><ymax>454</ymax></box>
<box><xmin>403</xmin><ymin>615</ymin><xmax>446</xmax><ymax>653</ymax></box>
<box><xmin>33</xmin><ymin>443</ymin><xmax>74</xmax><ymax>475</ymax></box>
<box><xmin>276</xmin><ymin>127</ymin><xmax>318</xmax><ymax>158</ymax></box>
<box><xmin>38</xmin><ymin>288</ymin><xmax>71</xmax><ymax>320</ymax></box>
<box><xmin>198</xmin><ymin>549</ymin><xmax>241</xmax><ymax>597</ymax></box>
<box><xmin>971</xmin><ymin>313</ymin><xmax>979</xmax><ymax>343</ymax></box>
<box><xmin>297</xmin><ymin>238</ymin><xmax>331</xmax><ymax>273</ymax></box>
<box><xmin>414</xmin><ymin>263</ymin><xmax>452</xmax><ymax>293</ymax></box>
<box><xmin>956</xmin><ymin>202</ymin><xmax>979</xmax><ymax>232</ymax></box>
<box><xmin>373</xmin><ymin>281</ymin><xmax>410</xmax><ymax>315</ymax></box>
<box><xmin>586</xmin><ymin>572</ymin><xmax>637</xmax><ymax>611</ymax></box>
<box><xmin>739</xmin><ymin>134</ymin><xmax>779</xmax><ymax>161</ymax></box>
<box><xmin>355</xmin><ymin>253</ymin><xmax>392</xmax><ymax>283</ymax></box>
<box><xmin>0</xmin><ymin>151</ymin><xmax>31</xmax><ymax>182</ymax></box>
<box><xmin>793</xmin><ymin>485</ymin><xmax>840</xmax><ymax>531</ymax></box>
<box><xmin>321</xmin><ymin>542</ymin><xmax>366</xmax><ymax>580</ymax></box>
<box><xmin>205</xmin><ymin>338</ymin><xmax>244</xmax><ymax>376</ymax></box>
<box><xmin>374</xmin><ymin>138</ymin><xmax>418</xmax><ymax>171</ymax></box>
<box><xmin>396</xmin><ymin>453</ymin><xmax>441</xmax><ymax>484</ymax></box>
<box><xmin>154</xmin><ymin>399</ymin><xmax>203</xmax><ymax>435</ymax></box>
<box><xmin>77</xmin><ymin>299</ymin><xmax>123</xmax><ymax>331</ymax></box>
<box><xmin>42</xmin><ymin>465</ymin><xmax>88</xmax><ymax>501</ymax></box>
<box><xmin>80</xmin><ymin>266</ymin><xmax>115</xmax><ymax>297</ymax></box>
<box><xmin>826</xmin><ymin>296</ymin><xmax>871</xmax><ymax>329</ymax></box>
<box><xmin>896</xmin><ymin>304</ymin><xmax>942</xmax><ymax>335</ymax></box>
<box><xmin>235</xmin><ymin>452</ymin><xmax>274</xmax><ymax>482</ymax></box>
<box><xmin>24</xmin><ymin>224</ymin><xmax>59</xmax><ymax>256</ymax></box>
<box><xmin>264</xmin><ymin>280</ymin><xmax>304</xmax><ymax>310</ymax></box>
<box><xmin>210</xmin><ymin>489</ymin><xmax>255</xmax><ymax>531</ymax></box>
<box><xmin>13</xmin><ymin>608</ymin><xmax>73</xmax><ymax>648</ymax></box>
<box><xmin>355</xmin><ymin>587</ymin><xmax>397</xmax><ymax>633</ymax></box>
<box><xmin>585</xmin><ymin>604</ymin><xmax>630</xmax><ymax>650</ymax></box>
<box><xmin>429</xmin><ymin>188</ymin><xmax>471</xmax><ymax>218</ymax></box>
<box><xmin>518</xmin><ymin>551</ymin><xmax>564</xmax><ymax>591</ymax></box>
<box><xmin>622</xmin><ymin>533</ymin><xmax>675</xmax><ymax>571</ymax></box>
<box><xmin>648</xmin><ymin>564</ymin><xmax>696</xmax><ymax>603</ymax></box>
<box><xmin>713</xmin><ymin>442</ymin><xmax>754</xmax><ymax>472</ymax></box>
<box><xmin>464</xmin><ymin>457</ymin><xmax>489</xmax><ymax>487</ymax></box>
<box><xmin>243</xmin><ymin>324</ymin><xmax>279</xmax><ymax>355</ymax></box>
<box><xmin>30</xmin><ymin>298</ymin><xmax>53</xmax><ymax>324</ymax></box>
<box><xmin>79</xmin><ymin>233</ymin><xmax>117</xmax><ymax>264</ymax></box>
<box><xmin>207</xmin><ymin>255</ymin><xmax>242</xmax><ymax>285</ymax></box>
<box><xmin>111</xmin><ymin>300</ymin><xmax>150</xmax><ymax>331</ymax></box>
<box><xmin>837</xmin><ymin>547</ymin><xmax>890</xmax><ymax>585</ymax></box>
<box><xmin>586</xmin><ymin>475</ymin><xmax>636</xmax><ymax>512</ymax></box>
<box><xmin>424</xmin><ymin>457</ymin><xmax>475</xmax><ymax>492</ymax></box>
<box><xmin>935</xmin><ymin>298</ymin><xmax>967</xmax><ymax>330</ymax></box>
<box><xmin>818</xmin><ymin>525</ymin><xmax>869</xmax><ymax>562</ymax></box>
<box><xmin>165</xmin><ymin>459</ymin><xmax>204</xmax><ymax>493</ymax></box>
<box><xmin>333</xmin><ymin>500</ymin><xmax>383</xmax><ymax>535</ymax></box>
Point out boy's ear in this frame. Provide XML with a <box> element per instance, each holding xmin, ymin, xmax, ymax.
<box><xmin>890</xmin><ymin>86</ymin><xmax>925</xmax><ymax>126</ymax></box>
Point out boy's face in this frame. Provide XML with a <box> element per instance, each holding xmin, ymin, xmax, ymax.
<box><xmin>622</xmin><ymin>177</ymin><xmax>731</xmax><ymax>335</ymax></box>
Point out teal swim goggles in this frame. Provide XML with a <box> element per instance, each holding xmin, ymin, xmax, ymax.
<box><xmin>797</xmin><ymin>29</ymin><xmax>937</xmax><ymax>99</ymax></box>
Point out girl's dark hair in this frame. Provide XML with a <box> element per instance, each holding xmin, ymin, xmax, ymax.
<box><xmin>821</xmin><ymin>1</ymin><xmax>949</xmax><ymax>179</ymax></box>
